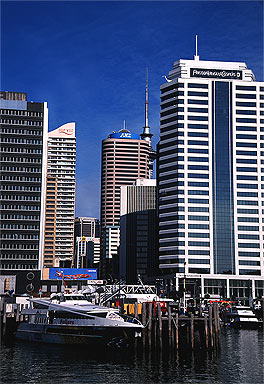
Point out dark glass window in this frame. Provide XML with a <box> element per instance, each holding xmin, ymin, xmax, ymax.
<box><xmin>237</xmin><ymin>175</ymin><xmax>258</xmax><ymax>181</ymax></box>
<box><xmin>188</xmin><ymin>99</ymin><xmax>208</xmax><ymax>105</ymax></box>
<box><xmin>188</xmin><ymin>250</ymin><xmax>210</xmax><ymax>255</ymax></box>
<box><xmin>236</xmin><ymin>142</ymin><xmax>257</xmax><ymax>148</ymax></box>
<box><xmin>188</xmin><ymin>83</ymin><xmax>208</xmax><ymax>89</ymax></box>
<box><xmin>237</xmin><ymin>208</ymin><xmax>258</xmax><ymax>214</ymax></box>
<box><xmin>236</xmin><ymin>159</ymin><xmax>257</xmax><ymax>164</ymax></box>
<box><xmin>236</xmin><ymin>126</ymin><xmax>256</xmax><ymax>131</ymax></box>
<box><xmin>188</xmin><ymin>132</ymin><xmax>208</xmax><ymax>138</ymax></box>
<box><xmin>188</xmin><ymin>224</ymin><xmax>209</xmax><ymax>229</ymax></box>
<box><xmin>189</xmin><ymin>259</ymin><xmax>210</xmax><ymax>264</ymax></box>
<box><xmin>188</xmin><ymin>173</ymin><xmax>209</xmax><ymax>179</ymax></box>
<box><xmin>188</xmin><ymin>241</ymin><xmax>210</xmax><ymax>247</ymax></box>
<box><xmin>188</xmin><ymin>107</ymin><xmax>208</xmax><ymax>113</ymax></box>
<box><xmin>188</xmin><ymin>124</ymin><xmax>208</xmax><ymax>129</ymax></box>
<box><xmin>236</xmin><ymin>134</ymin><xmax>257</xmax><ymax>140</ymax></box>
<box><xmin>236</xmin><ymin>102</ymin><xmax>256</xmax><ymax>107</ymax></box>
<box><xmin>188</xmin><ymin>148</ymin><xmax>208</xmax><ymax>154</ymax></box>
<box><xmin>188</xmin><ymin>165</ymin><xmax>209</xmax><ymax>171</ymax></box>
<box><xmin>188</xmin><ymin>140</ymin><xmax>208</xmax><ymax>146</ymax></box>
<box><xmin>237</xmin><ymin>166</ymin><xmax>257</xmax><ymax>172</ymax></box>
<box><xmin>188</xmin><ymin>198</ymin><xmax>209</xmax><ymax>204</ymax></box>
<box><xmin>188</xmin><ymin>157</ymin><xmax>208</xmax><ymax>162</ymax></box>
<box><xmin>236</xmin><ymin>93</ymin><xmax>256</xmax><ymax>99</ymax></box>
<box><xmin>236</xmin><ymin>150</ymin><xmax>257</xmax><ymax>156</ymax></box>
<box><xmin>188</xmin><ymin>233</ymin><xmax>209</xmax><ymax>238</ymax></box>
<box><xmin>237</xmin><ymin>225</ymin><xmax>259</xmax><ymax>231</ymax></box>
<box><xmin>188</xmin><ymin>91</ymin><xmax>208</xmax><ymax>97</ymax></box>
<box><xmin>237</xmin><ymin>200</ymin><xmax>258</xmax><ymax>206</ymax></box>
<box><xmin>236</xmin><ymin>85</ymin><xmax>256</xmax><ymax>91</ymax></box>
<box><xmin>188</xmin><ymin>182</ymin><xmax>209</xmax><ymax>187</ymax></box>
<box><xmin>236</xmin><ymin>118</ymin><xmax>257</xmax><ymax>123</ymax></box>
<box><xmin>188</xmin><ymin>206</ymin><xmax>209</xmax><ymax>212</ymax></box>
<box><xmin>238</xmin><ymin>234</ymin><xmax>259</xmax><ymax>240</ymax></box>
<box><xmin>236</xmin><ymin>110</ymin><xmax>256</xmax><ymax>115</ymax></box>
<box><xmin>237</xmin><ymin>191</ymin><xmax>258</xmax><ymax>197</ymax></box>
<box><xmin>238</xmin><ymin>251</ymin><xmax>260</xmax><ymax>257</ymax></box>
<box><xmin>188</xmin><ymin>190</ymin><xmax>209</xmax><ymax>195</ymax></box>
<box><xmin>188</xmin><ymin>215</ymin><xmax>209</xmax><ymax>221</ymax></box>
<box><xmin>188</xmin><ymin>116</ymin><xmax>208</xmax><ymax>121</ymax></box>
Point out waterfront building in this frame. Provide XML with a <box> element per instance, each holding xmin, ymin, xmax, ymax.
<box><xmin>43</xmin><ymin>175</ymin><xmax>57</xmax><ymax>268</ymax></box>
<box><xmin>46</xmin><ymin>123</ymin><xmax>76</xmax><ymax>268</ymax></box>
<box><xmin>158</xmin><ymin>53</ymin><xmax>264</xmax><ymax>299</ymax></box>
<box><xmin>0</xmin><ymin>91</ymin><xmax>48</xmax><ymax>293</ymax></box>
<box><xmin>100</xmin><ymin>125</ymin><xmax>150</xmax><ymax>278</ymax></box>
<box><xmin>120</xmin><ymin>178</ymin><xmax>158</xmax><ymax>283</ymax></box>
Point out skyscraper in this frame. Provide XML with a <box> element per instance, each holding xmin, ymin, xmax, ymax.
<box><xmin>45</xmin><ymin>123</ymin><xmax>76</xmax><ymax>267</ymax></box>
<box><xmin>120</xmin><ymin>178</ymin><xmax>158</xmax><ymax>283</ymax></box>
<box><xmin>158</xmin><ymin>54</ymin><xmax>264</xmax><ymax>297</ymax></box>
<box><xmin>74</xmin><ymin>217</ymin><xmax>100</xmax><ymax>238</ymax></box>
<box><xmin>0</xmin><ymin>91</ymin><xmax>48</xmax><ymax>293</ymax></box>
<box><xmin>100</xmin><ymin>126</ymin><xmax>150</xmax><ymax>277</ymax></box>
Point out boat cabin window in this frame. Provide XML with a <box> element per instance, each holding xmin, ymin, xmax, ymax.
<box><xmin>65</xmin><ymin>295</ymin><xmax>86</xmax><ymax>301</ymax></box>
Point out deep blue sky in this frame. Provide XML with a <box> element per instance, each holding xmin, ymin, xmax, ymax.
<box><xmin>2</xmin><ymin>1</ymin><xmax>263</xmax><ymax>219</ymax></box>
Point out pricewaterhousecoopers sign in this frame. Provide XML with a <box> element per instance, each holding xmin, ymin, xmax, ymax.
<box><xmin>190</xmin><ymin>68</ymin><xmax>242</xmax><ymax>80</ymax></box>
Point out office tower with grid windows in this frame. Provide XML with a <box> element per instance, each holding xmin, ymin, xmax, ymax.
<box><xmin>0</xmin><ymin>91</ymin><xmax>48</xmax><ymax>293</ymax></box>
<box><xmin>158</xmin><ymin>56</ymin><xmax>264</xmax><ymax>295</ymax></box>
<box><xmin>120</xmin><ymin>178</ymin><xmax>158</xmax><ymax>283</ymax></box>
<box><xmin>100</xmin><ymin>127</ymin><xmax>150</xmax><ymax>277</ymax></box>
<box><xmin>46</xmin><ymin>123</ymin><xmax>76</xmax><ymax>268</ymax></box>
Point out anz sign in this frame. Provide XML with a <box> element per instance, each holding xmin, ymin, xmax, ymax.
<box><xmin>109</xmin><ymin>132</ymin><xmax>140</xmax><ymax>140</ymax></box>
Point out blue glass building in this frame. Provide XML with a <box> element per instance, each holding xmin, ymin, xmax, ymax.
<box><xmin>158</xmin><ymin>57</ymin><xmax>264</xmax><ymax>294</ymax></box>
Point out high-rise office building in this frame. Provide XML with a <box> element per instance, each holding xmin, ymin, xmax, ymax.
<box><xmin>100</xmin><ymin>126</ymin><xmax>150</xmax><ymax>277</ymax></box>
<box><xmin>74</xmin><ymin>217</ymin><xmax>100</xmax><ymax>268</ymax></box>
<box><xmin>120</xmin><ymin>178</ymin><xmax>158</xmax><ymax>283</ymax></box>
<box><xmin>75</xmin><ymin>236</ymin><xmax>100</xmax><ymax>268</ymax></box>
<box><xmin>74</xmin><ymin>217</ymin><xmax>100</xmax><ymax>238</ymax></box>
<box><xmin>0</xmin><ymin>91</ymin><xmax>48</xmax><ymax>293</ymax></box>
<box><xmin>46</xmin><ymin>123</ymin><xmax>76</xmax><ymax>267</ymax></box>
<box><xmin>158</xmin><ymin>54</ymin><xmax>264</xmax><ymax>298</ymax></box>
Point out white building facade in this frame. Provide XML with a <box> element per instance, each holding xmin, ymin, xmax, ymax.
<box><xmin>158</xmin><ymin>57</ymin><xmax>264</xmax><ymax>282</ymax></box>
<box><xmin>47</xmin><ymin>123</ymin><xmax>76</xmax><ymax>267</ymax></box>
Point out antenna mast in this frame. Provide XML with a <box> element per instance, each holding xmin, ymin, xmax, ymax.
<box><xmin>194</xmin><ymin>34</ymin><xmax>200</xmax><ymax>61</ymax></box>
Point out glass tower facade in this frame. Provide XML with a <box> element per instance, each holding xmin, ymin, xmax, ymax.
<box><xmin>158</xmin><ymin>58</ymin><xmax>264</xmax><ymax>278</ymax></box>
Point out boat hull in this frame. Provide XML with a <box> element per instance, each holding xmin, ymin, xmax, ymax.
<box><xmin>16</xmin><ymin>322</ymin><xmax>142</xmax><ymax>346</ymax></box>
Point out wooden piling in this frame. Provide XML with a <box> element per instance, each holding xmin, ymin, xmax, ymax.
<box><xmin>204</xmin><ymin>314</ymin><xmax>209</xmax><ymax>348</ymax></box>
<box><xmin>209</xmin><ymin>305</ymin><xmax>214</xmax><ymax>348</ymax></box>
<box><xmin>167</xmin><ymin>304</ymin><xmax>172</xmax><ymax>347</ymax></box>
<box><xmin>135</xmin><ymin>302</ymin><xmax>138</xmax><ymax>319</ymax></box>
<box><xmin>157</xmin><ymin>303</ymin><xmax>162</xmax><ymax>348</ymax></box>
<box><xmin>142</xmin><ymin>302</ymin><xmax>147</xmax><ymax>347</ymax></box>
<box><xmin>190</xmin><ymin>314</ymin><xmax>194</xmax><ymax>349</ymax></box>
<box><xmin>148</xmin><ymin>302</ymin><xmax>152</xmax><ymax>347</ymax></box>
<box><xmin>175</xmin><ymin>313</ymin><xmax>179</xmax><ymax>349</ymax></box>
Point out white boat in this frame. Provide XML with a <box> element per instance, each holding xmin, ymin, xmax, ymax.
<box><xmin>227</xmin><ymin>306</ymin><xmax>261</xmax><ymax>329</ymax></box>
<box><xmin>16</xmin><ymin>292</ymin><xmax>144</xmax><ymax>346</ymax></box>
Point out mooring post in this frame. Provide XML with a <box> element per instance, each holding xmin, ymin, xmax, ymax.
<box><xmin>175</xmin><ymin>312</ymin><xmax>179</xmax><ymax>349</ymax></box>
<box><xmin>157</xmin><ymin>302</ymin><xmax>162</xmax><ymax>348</ymax></box>
<box><xmin>190</xmin><ymin>314</ymin><xmax>194</xmax><ymax>349</ymax></box>
<box><xmin>142</xmin><ymin>302</ymin><xmax>147</xmax><ymax>347</ymax></box>
<box><xmin>168</xmin><ymin>303</ymin><xmax>172</xmax><ymax>347</ymax></box>
<box><xmin>148</xmin><ymin>302</ymin><xmax>152</xmax><ymax>347</ymax></box>
<box><xmin>204</xmin><ymin>314</ymin><xmax>209</xmax><ymax>348</ymax></box>
<box><xmin>209</xmin><ymin>305</ymin><xmax>214</xmax><ymax>348</ymax></box>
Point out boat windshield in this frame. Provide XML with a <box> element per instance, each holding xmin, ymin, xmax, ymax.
<box><xmin>65</xmin><ymin>296</ymin><xmax>87</xmax><ymax>301</ymax></box>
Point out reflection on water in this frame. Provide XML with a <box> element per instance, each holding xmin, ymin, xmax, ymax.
<box><xmin>1</xmin><ymin>329</ymin><xmax>263</xmax><ymax>383</ymax></box>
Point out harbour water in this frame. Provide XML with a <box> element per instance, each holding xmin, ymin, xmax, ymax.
<box><xmin>1</xmin><ymin>329</ymin><xmax>263</xmax><ymax>383</ymax></box>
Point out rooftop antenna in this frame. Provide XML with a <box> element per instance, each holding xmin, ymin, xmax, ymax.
<box><xmin>123</xmin><ymin>119</ymin><xmax>126</xmax><ymax>130</ymax></box>
<box><xmin>194</xmin><ymin>34</ymin><xmax>200</xmax><ymax>61</ymax></box>
<box><xmin>140</xmin><ymin>67</ymin><xmax>153</xmax><ymax>144</ymax></box>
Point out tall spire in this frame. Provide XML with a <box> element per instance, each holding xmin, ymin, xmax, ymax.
<box><xmin>141</xmin><ymin>67</ymin><xmax>153</xmax><ymax>144</ymax></box>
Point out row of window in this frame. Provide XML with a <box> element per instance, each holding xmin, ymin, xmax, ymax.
<box><xmin>1</xmin><ymin>119</ymin><xmax>43</xmax><ymax>126</ymax></box>
<box><xmin>1</xmin><ymin>110</ymin><xmax>43</xmax><ymax>117</ymax></box>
